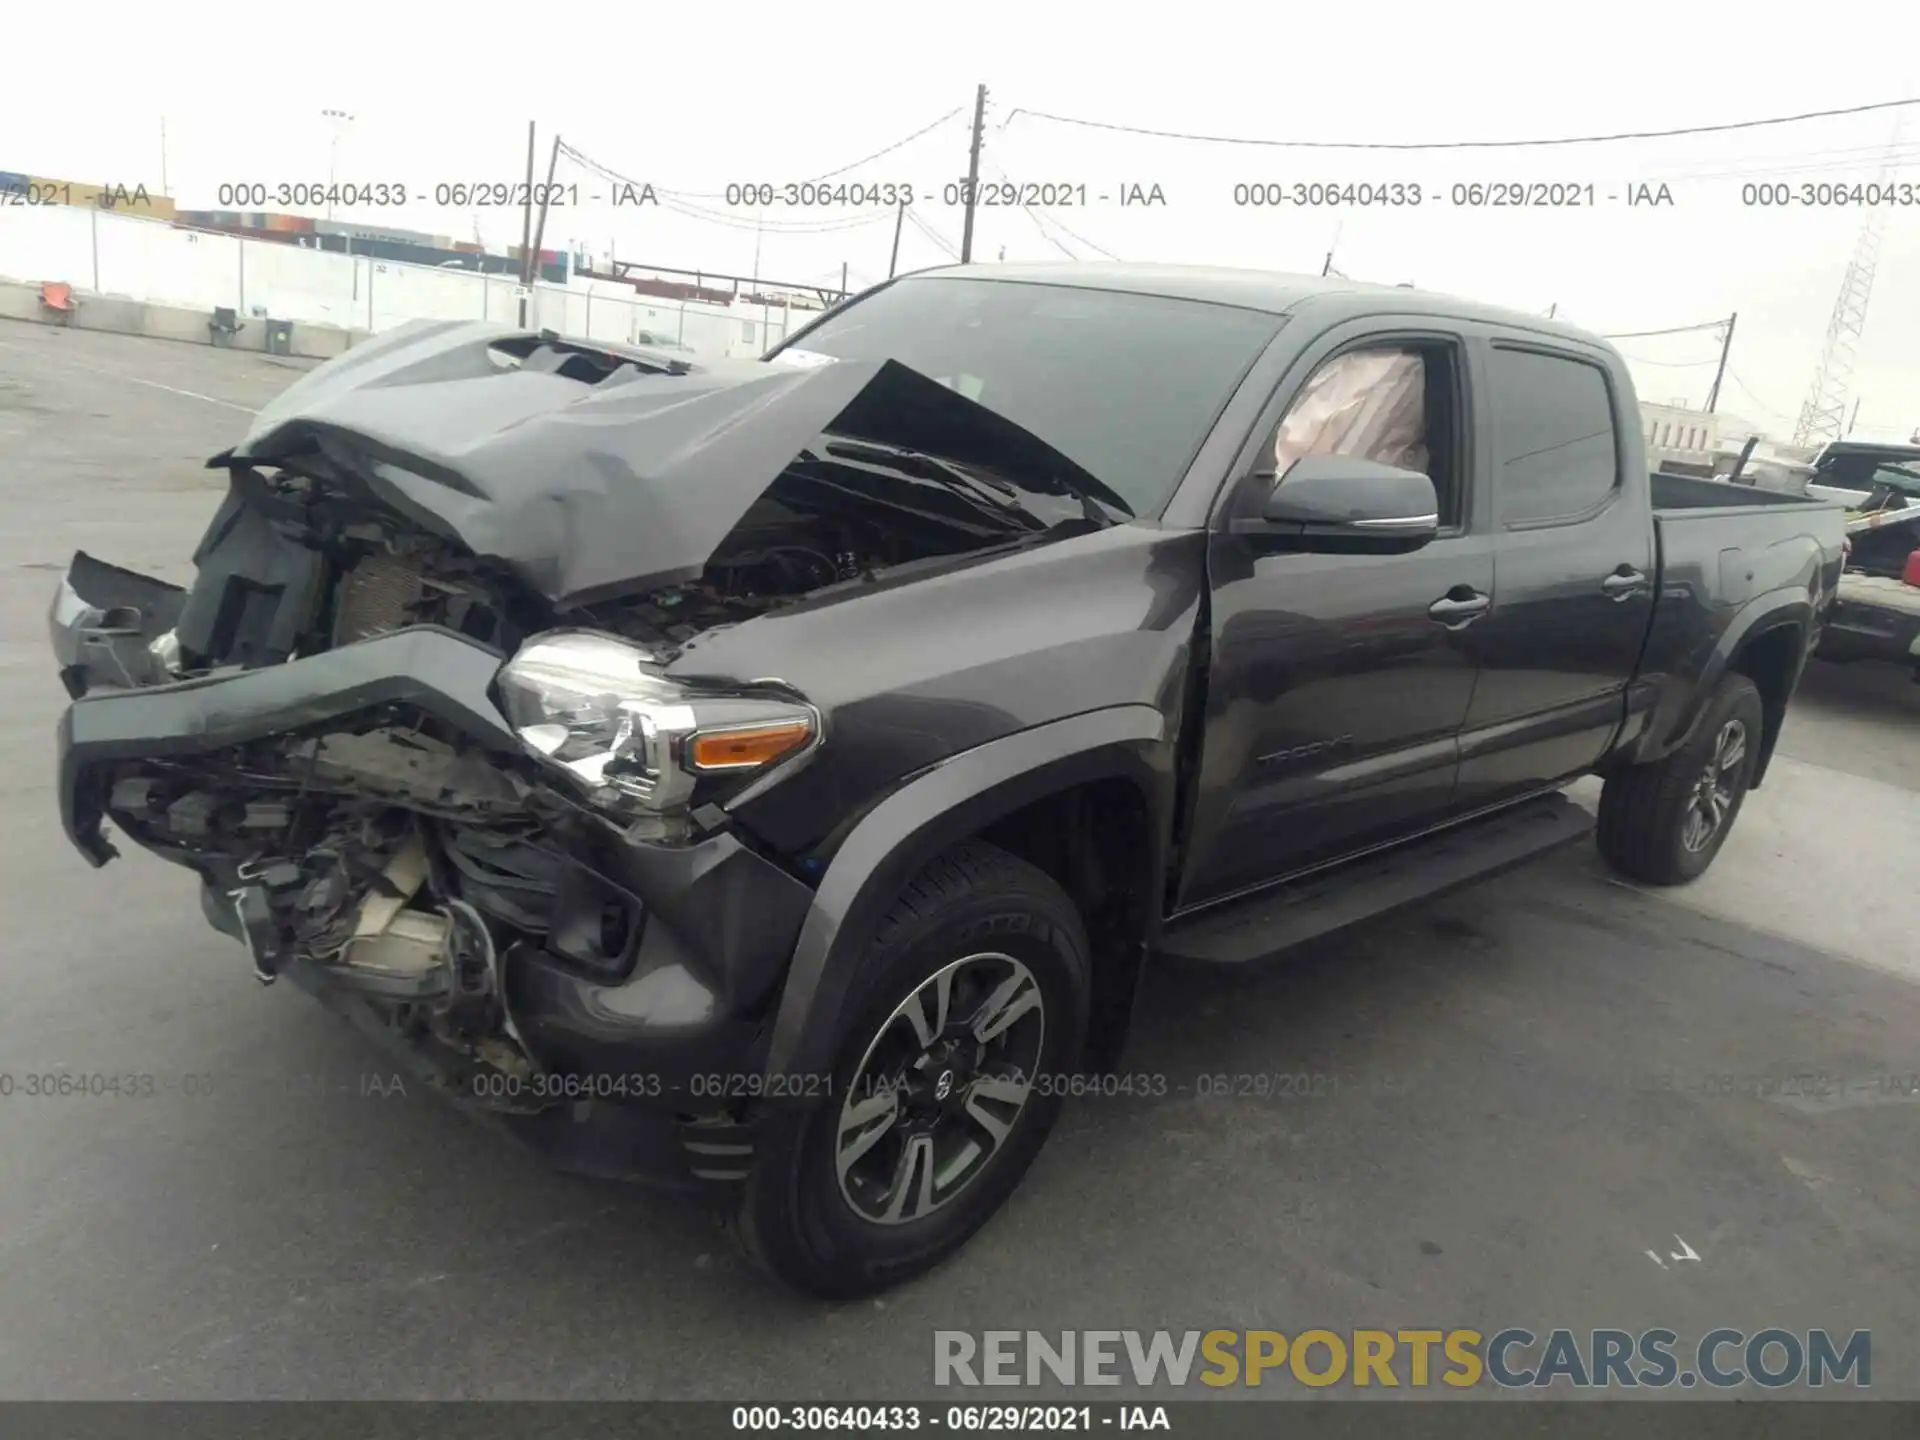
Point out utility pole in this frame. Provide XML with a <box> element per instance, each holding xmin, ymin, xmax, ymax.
<box><xmin>840</xmin><ymin>261</ymin><xmax>849</xmax><ymax>301</ymax></box>
<box><xmin>1847</xmin><ymin>397</ymin><xmax>1862</xmax><ymax>436</ymax></box>
<box><xmin>888</xmin><ymin>199</ymin><xmax>906</xmax><ymax>279</ymax></box>
<box><xmin>1704</xmin><ymin>312</ymin><xmax>1737</xmax><ymax>413</ymax></box>
<box><xmin>529</xmin><ymin>134</ymin><xmax>562</xmax><ymax>287</ymax></box>
<box><xmin>959</xmin><ymin>84</ymin><xmax>987</xmax><ymax>264</ymax></box>
<box><xmin>516</xmin><ymin>121</ymin><xmax>537</xmax><ymax>326</ymax></box>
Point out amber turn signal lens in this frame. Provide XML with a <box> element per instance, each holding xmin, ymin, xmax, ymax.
<box><xmin>688</xmin><ymin>720</ymin><xmax>813</xmax><ymax>772</ymax></box>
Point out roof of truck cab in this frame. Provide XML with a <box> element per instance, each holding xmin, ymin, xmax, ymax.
<box><xmin>910</xmin><ymin>262</ymin><xmax>1606</xmax><ymax>346</ymax></box>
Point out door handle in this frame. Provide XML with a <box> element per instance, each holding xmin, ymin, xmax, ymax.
<box><xmin>1428</xmin><ymin>591</ymin><xmax>1491</xmax><ymax>627</ymax></box>
<box><xmin>1602</xmin><ymin>568</ymin><xmax>1649</xmax><ymax>599</ymax></box>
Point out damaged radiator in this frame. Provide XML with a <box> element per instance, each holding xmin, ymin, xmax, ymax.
<box><xmin>331</xmin><ymin>552</ymin><xmax>424</xmax><ymax>646</ymax></box>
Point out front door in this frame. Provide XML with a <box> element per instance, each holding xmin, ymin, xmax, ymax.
<box><xmin>1177</xmin><ymin>330</ymin><xmax>1494</xmax><ymax>909</ymax></box>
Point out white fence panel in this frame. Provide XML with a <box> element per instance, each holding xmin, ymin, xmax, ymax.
<box><xmin>93</xmin><ymin>210</ymin><xmax>233</xmax><ymax>309</ymax></box>
<box><xmin>0</xmin><ymin>206</ymin><xmax>819</xmax><ymax>361</ymax></box>
<box><xmin>0</xmin><ymin>204</ymin><xmax>94</xmax><ymax>287</ymax></box>
<box><xmin>240</xmin><ymin>239</ymin><xmax>361</xmax><ymax>327</ymax></box>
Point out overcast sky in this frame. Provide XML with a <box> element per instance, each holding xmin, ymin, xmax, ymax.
<box><xmin>7</xmin><ymin>0</ymin><xmax>1920</xmax><ymax>439</ymax></box>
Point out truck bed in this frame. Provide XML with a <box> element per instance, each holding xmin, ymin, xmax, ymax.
<box><xmin>1632</xmin><ymin>471</ymin><xmax>1847</xmax><ymax>736</ymax></box>
<box><xmin>1650</xmin><ymin>470</ymin><xmax>1837</xmax><ymax>514</ymax></box>
<box><xmin>1648</xmin><ymin>472</ymin><xmax>1843</xmax><ymax>609</ymax></box>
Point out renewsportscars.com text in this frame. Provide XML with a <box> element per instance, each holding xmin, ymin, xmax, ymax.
<box><xmin>933</xmin><ymin>1328</ymin><xmax>1871</xmax><ymax>1390</ymax></box>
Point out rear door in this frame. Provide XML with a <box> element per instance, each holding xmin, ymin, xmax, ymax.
<box><xmin>1453</xmin><ymin>339</ymin><xmax>1656</xmax><ymax>812</ymax></box>
<box><xmin>1175</xmin><ymin>319</ymin><xmax>1496</xmax><ymax>909</ymax></box>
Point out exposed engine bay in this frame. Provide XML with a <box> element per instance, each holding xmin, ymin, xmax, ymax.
<box><xmin>174</xmin><ymin>433</ymin><xmax>1074</xmax><ymax>679</ymax></box>
<box><xmin>89</xmin><ymin>458</ymin><xmax>1005</xmax><ymax>1083</ymax></box>
<box><xmin>56</xmin><ymin>327</ymin><xmax>1128</xmax><ymax>1100</ymax></box>
<box><xmin>85</xmin><ymin>473</ymin><xmax>1092</xmax><ymax>1093</ymax></box>
<box><xmin>94</xmin><ymin>716</ymin><xmax>574</xmax><ymax>1087</ymax></box>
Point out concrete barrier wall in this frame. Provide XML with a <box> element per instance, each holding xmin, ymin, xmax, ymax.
<box><xmin>0</xmin><ymin>280</ymin><xmax>363</xmax><ymax>358</ymax></box>
<box><xmin>0</xmin><ymin>203</ymin><xmax>804</xmax><ymax>362</ymax></box>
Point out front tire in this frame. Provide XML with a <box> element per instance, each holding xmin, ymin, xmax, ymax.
<box><xmin>735</xmin><ymin>842</ymin><xmax>1091</xmax><ymax>1300</ymax></box>
<box><xmin>1597</xmin><ymin>671</ymin><xmax>1765</xmax><ymax>885</ymax></box>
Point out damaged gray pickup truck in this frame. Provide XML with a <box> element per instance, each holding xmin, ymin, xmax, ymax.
<box><xmin>49</xmin><ymin>265</ymin><xmax>1845</xmax><ymax>1298</ymax></box>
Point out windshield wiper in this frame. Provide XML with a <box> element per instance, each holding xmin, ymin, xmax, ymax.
<box><xmin>822</xmin><ymin>441</ymin><xmax>1046</xmax><ymax>529</ymax></box>
<box><xmin>822</xmin><ymin>439</ymin><xmax>1124</xmax><ymax>530</ymax></box>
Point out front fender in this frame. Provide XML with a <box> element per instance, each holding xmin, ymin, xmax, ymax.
<box><xmin>761</xmin><ymin>704</ymin><xmax>1175</xmax><ymax>1089</ymax></box>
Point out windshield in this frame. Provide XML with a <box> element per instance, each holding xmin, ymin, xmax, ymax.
<box><xmin>1817</xmin><ymin>452</ymin><xmax>1920</xmax><ymax>497</ymax></box>
<box><xmin>773</xmin><ymin>276</ymin><xmax>1284</xmax><ymax>516</ymax></box>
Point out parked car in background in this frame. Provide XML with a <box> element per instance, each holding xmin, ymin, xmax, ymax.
<box><xmin>1803</xmin><ymin>440</ymin><xmax>1920</xmax><ymax>512</ymax></box>
<box><xmin>1817</xmin><ymin>504</ymin><xmax>1920</xmax><ymax>683</ymax></box>
<box><xmin>1736</xmin><ymin>441</ymin><xmax>1920</xmax><ymax>682</ymax></box>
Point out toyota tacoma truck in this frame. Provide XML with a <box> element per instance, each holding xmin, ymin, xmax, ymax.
<box><xmin>48</xmin><ymin>264</ymin><xmax>1847</xmax><ymax>1298</ymax></box>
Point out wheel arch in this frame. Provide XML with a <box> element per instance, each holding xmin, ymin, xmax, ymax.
<box><xmin>1632</xmin><ymin>588</ymin><xmax>1815</xmax><ymax>789</ymax></box>
<box><xmin>761</xmin><ymin>705</ymin><xmax>1178</xmax><ymax>1088</ymax></box>
<box><xmin>1725</xmin><ymin>618</ymin><xmax>1806</xmax><ymax>790</ymax></box>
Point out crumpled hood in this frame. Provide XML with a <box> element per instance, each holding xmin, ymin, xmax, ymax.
<box><xmin>217</xmin><ymin>318</ymin><xmax>1120</xmax><ymax>609</ymax></box>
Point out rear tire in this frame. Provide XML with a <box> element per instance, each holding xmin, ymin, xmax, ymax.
<box><xmin>734</xmin><ymin>841</ymin><xmax>1091</xmax><ymax>1300</ymax></box>
<box><xmin>1597</xmin><ymin>672</ymin><xmax>1765</xmax><ymax>885</ymax></box>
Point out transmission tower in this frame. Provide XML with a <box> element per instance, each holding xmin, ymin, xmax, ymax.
<box><xmin>1792</xmin><ymin>119</ymin><xmax>1907</xmax><ymax>446</ymax></box>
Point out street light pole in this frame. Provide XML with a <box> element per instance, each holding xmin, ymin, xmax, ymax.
<box><xmin>321</xmin><ymin>109</ymin><xmax>354</xmax><ymax>221</ymax></box>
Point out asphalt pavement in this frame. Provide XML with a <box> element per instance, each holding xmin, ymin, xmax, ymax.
<box><xmin>0</xmin><ymin>319</ymin><xmax>1915</xmax><ymax>1401</ymax></box>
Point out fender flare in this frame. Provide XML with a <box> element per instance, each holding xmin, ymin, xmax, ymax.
<box><xmin>761</xmin><ymin>704</ymin><xmax>1175</xmax><ymax>1087</ymax></box>
<box><xmin>1635</xmin><ymin>585</ymin><xmax>1815</xmax><ymax>774</ymax></box>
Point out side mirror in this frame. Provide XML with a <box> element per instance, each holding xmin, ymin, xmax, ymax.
<box><xmin>1233</xmin><ymin>455</ymin><xmax>1440</xmax><ymax>554</ymax></box>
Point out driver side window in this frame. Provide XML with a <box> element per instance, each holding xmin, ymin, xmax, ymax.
<box><xmin>1267</xmin><ymin>345</ymin><xmax>1459</xmax><ymax>525</ymax></box>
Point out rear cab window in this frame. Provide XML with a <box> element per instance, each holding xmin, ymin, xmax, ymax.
<box><xmin>1489</xmin><ymin>347</ymin><xmax>1621</xmax><ymax>526</ymax></box>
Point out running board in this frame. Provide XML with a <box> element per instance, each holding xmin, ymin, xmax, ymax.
<box><xmin>1159</xmin><ymin>794</ymin><xmax>1594</xmax><ymax>964</ymax></box>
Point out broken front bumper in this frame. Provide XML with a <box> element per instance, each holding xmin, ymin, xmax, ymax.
<box><xmin>50</xmin><ymin>550</ymin><xmax>188</xmax><ymax>700</ymax></box>
<box><xmin>50</xmin><ymin>558</ymin><xmax>814</xmax><ymax>1187</ymax></box>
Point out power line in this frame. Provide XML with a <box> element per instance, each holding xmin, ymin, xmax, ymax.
<box><xmin>1022</xmin><ymin>205</ymin><xmax>1081</xmax><ymax>259</ymax></box>
<box><xmin>1643</xmin><ymin>141</ymin><xmax>1920</xmax><ymax>183</ymax></box>
<box><xmin>908</xmin><ymin>213</ymin><xmax>960</xmax><ymax>259</ymax></box>
<box><xmin>1002</xmin><ymin>95</ymin><xmax>1920</xmax><ymax>151</ymax></box>
<box><xmin>1619</xmin><ymin>352</ymin><xmax>1718</xmax><ymax>367</ymax></box>
<box><xmin>978</xmin><ymin>152</ymin><xmax>1077</xmax><ymax>259</ymax></box>
<box><xmin>1726</xmin><ymin>369</ymin><xmax>1797</xmax><ymax>422</ymax></box>
<box><xmin>1038</xmin><ymin>209</ymin><xmax>1123</xmax><ymax>261</ymax></box>
<box><xmin>655</xmin><ymin>192</ymin><xmax>897</xmax><ymax>235</ymax></box>
<box><xmin>562</xmin><ymin>141</ymin><xmax>895</xmax><ymax>235</ymax></box>
<box><xmin>905</xmin><ymin>208</ymin><xmax>961</xmax><ymax>260</ymax></box>
<box><xmin>981</xmin><ymin>147</ymin><xmax>1125</xmax><ymax>260</ymax></box>
<box><xmin>1600</xmin><ymin>320</ymin><xmax>1732</xmax><ymax>340</ymax></box>
<box><xmin>807</xmin><ymin>108</ymin><xmax>967</xmax><ymax>183</ymax></box>
<box><xmin>562</xmin><ymin>110</ymin><xmax>964</xmax><ymax>202</ymax></box>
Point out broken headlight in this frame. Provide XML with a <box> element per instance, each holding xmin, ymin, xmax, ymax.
<box><xmin>494</xmin><ymin>631</ymin><xmax>818</xmax><ymax>820</ymax></box>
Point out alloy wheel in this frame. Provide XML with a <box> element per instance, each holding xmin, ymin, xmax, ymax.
<box><xmin>1681</xmin><ymin>718</ymin><xmax>1748</xmax><ymax>853</ymax></box>
<box><xmin>834</xmin><ymin>951</ymin><xmax>1047</xmax><ymax>1225</ymax></box>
